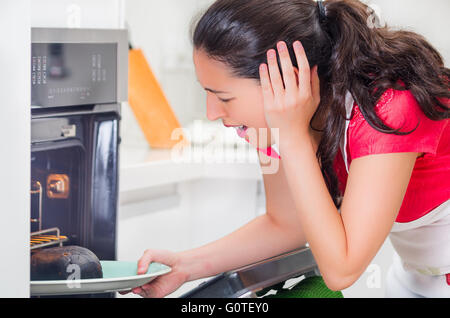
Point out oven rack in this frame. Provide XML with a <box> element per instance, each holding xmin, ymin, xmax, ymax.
<box><xmin>30</xmin><ymin>227</ymin><xmax>68</xmax><ymax>250</ymax></box>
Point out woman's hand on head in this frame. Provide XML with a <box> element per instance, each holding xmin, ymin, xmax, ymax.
<box><xmin>259</xmin><ymin>40</ymin><xmax>321</xmax><ymax>145</ymax></box>
<box><xmin>119</xmin><ymin>249</ymin><xmax>189</xmax><ymax>298</ymax></box>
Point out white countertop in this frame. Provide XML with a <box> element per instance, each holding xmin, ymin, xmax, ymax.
<box><xmin>119</xmin><ymin>145</ymin><xmax>263</xmax><ymax>193</ymax></box>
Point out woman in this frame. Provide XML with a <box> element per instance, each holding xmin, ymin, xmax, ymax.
<box><xmin>130</xmin><ymin>0</ymin><xmax>450</xmax><ymax>298</ymax></box>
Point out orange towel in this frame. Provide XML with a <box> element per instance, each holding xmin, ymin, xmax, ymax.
<box><xmin>128</xmin><ymin>49</ymin><xmax>190</xmax><ymax>149</ymax></box>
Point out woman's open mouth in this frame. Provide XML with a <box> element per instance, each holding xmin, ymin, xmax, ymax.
<box><xmin>235</xmin><ymin>125</ymin><xmax>248</xmax><ymax>138</ymax></box>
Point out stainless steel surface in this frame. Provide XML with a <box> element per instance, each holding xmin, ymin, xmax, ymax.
<box><xmin>31</xmin><ymin>27</ymin><xmax>128</xmax><ymax>106</ymax></box>
<box><xmin>181</xmin><ymin>247</ymin><xmax>320</xmax><ymax>298</ymax></box>
<box><xmin>31</xmin><ymin>103</ymin><xmax>121</xmax><ymax>120</ymax></box>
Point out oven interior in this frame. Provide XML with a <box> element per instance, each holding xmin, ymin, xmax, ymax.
<box><xmin>30</xmin><ymin>108</ymin><xmax>120</xmax><ymax>298</ymax></box>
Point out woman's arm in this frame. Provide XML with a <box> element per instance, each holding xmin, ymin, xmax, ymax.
<box><xmin>176</xmin><ymin>151</ymin><xmax>307</xmax><ymax>282</ymax></box>
<box><xmin>258</xmin><ymin>40</ymin><xmax>420</xmax><ymax>292</ymax></box>
<box><xmin>133</xmin><ymin>151</ymin><xmax>307</xmax><ymax>297</ymax></box>
<box><xmin>279</xmin><ymin>134</ymin><xmax>418</xmax><ymax>291</ymax></box>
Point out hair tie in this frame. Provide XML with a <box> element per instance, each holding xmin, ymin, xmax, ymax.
<box><xmin>317</xmin><ymin>0</ymin><xmax>327</xmax><ymax>24</ymax></box>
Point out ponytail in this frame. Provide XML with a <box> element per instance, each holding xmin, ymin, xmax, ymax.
<box><xmin>312</xmin><ymin>0</ymin><xmax>449</xmax><ymax>207</ymax></box>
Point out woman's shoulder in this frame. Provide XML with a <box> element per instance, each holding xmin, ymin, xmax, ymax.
<box><xmin>348</xmin><ymin>86</ymin><xmax>448</xmax><ymax>160</ymax></box>
<box><xmin>350</xmin><ymin>87</ymin><xmax>424</xmax><ymax>131</ymax></box>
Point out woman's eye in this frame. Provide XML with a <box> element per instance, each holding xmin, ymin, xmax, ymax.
<box><xmin>219</xmin><ymin>98</ymin><xmax>233</xmax><ymax>103</ymax></box>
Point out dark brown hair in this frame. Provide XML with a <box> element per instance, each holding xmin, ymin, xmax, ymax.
<box><xmin>191</xmin><ymin>0</ymin><xmax>450</xmax><ymax>208</ymax></box>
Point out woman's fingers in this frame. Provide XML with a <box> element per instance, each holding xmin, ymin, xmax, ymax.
<box><xmin>131</xmin><ymin>249</ymin><xmax>186</xmax><ymax>298</ymax></box>
<box><xmin>137</xmin><ymin>249</ymin><xmax>154</xmax><ymax>275</ymax></box>
<box><xmin>140</xmin><ymin>280</ymin><xmax>157</xmax><ymax>297</ymax></box>
<box><xmin>266</xmin><ymin>49</ymin><xmax>285</xmax><ymax>101</ymax></box>
<box><xmin>261</xmin><ymin>40</ymin><xmax>319</xmax><ymax>112</ymax></box>
<box><xmin>132</xmin><ymin>286</ymin><xmax>143</xmax><ymax>294</ymax></box>
<box><xmin>132</xmin><ymin>271</ymin><xmax>187</xmax><ymax>298</ymax></box>
<box><xmin>293</xmin><ymin>41</ymin><xmax>312</xmax><ymax>97</ymax></box>
<box><xmin>276</xmin><ymin>41</ymin><xmax>298</xmax><ymax>92</ymax></box>
<box><xmin>259</xmin><ymin>63</ymin><xmax>274</xmax><ymax>107</ymax></box>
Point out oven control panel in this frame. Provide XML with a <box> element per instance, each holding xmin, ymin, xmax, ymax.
<box><xmin>31</xmin><ymin>43</ymin><xmax>117</xmax><ymax>108</ymax></box>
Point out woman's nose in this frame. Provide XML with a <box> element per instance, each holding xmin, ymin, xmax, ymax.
<box><xmin>206</xmin><ymin>95</ymin><xmax>227</xmax><ymax>121</ymax></box>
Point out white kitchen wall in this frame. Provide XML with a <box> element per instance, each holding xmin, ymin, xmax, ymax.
<box><xmin>122</xmin><ymin>0</ymin><xmax>214</xmax><ymax>149</ymax></box>
<box><xmin>31</xmin><ymin>0</ymin><xmax>125</xmax><ymax>29</ymax></box>
<box><xmin>365</xmin><ymin>0</ymin><xmax>450</xmax><ymax>65</ymax></box>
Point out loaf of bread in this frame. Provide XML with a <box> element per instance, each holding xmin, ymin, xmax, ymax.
<box><xmin>30</xmin><ymin>246</ymin><xmax>103</xmax><ymax>281</ymax></box>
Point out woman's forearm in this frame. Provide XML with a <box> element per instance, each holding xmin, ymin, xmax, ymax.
<box><xmin>279</xmin><ymin>134</ymin><xmax>349</xmax><ymax>286</ymax></box>
<box><xmin>177</xmin><ymin>213</ymin><xmax>307</xmax><ymax>282</ymax></box>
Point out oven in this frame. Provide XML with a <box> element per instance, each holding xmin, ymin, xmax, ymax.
<box><xmin>30</xmin><ymin>28</ymin><xmax>128</xmax><ymax>297</ymax></box>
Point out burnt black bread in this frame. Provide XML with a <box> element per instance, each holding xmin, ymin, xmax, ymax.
<box><xmin>31</xmin><ymin>246</ymin><xmax>103</xmax><ymax>281</ymax></box>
